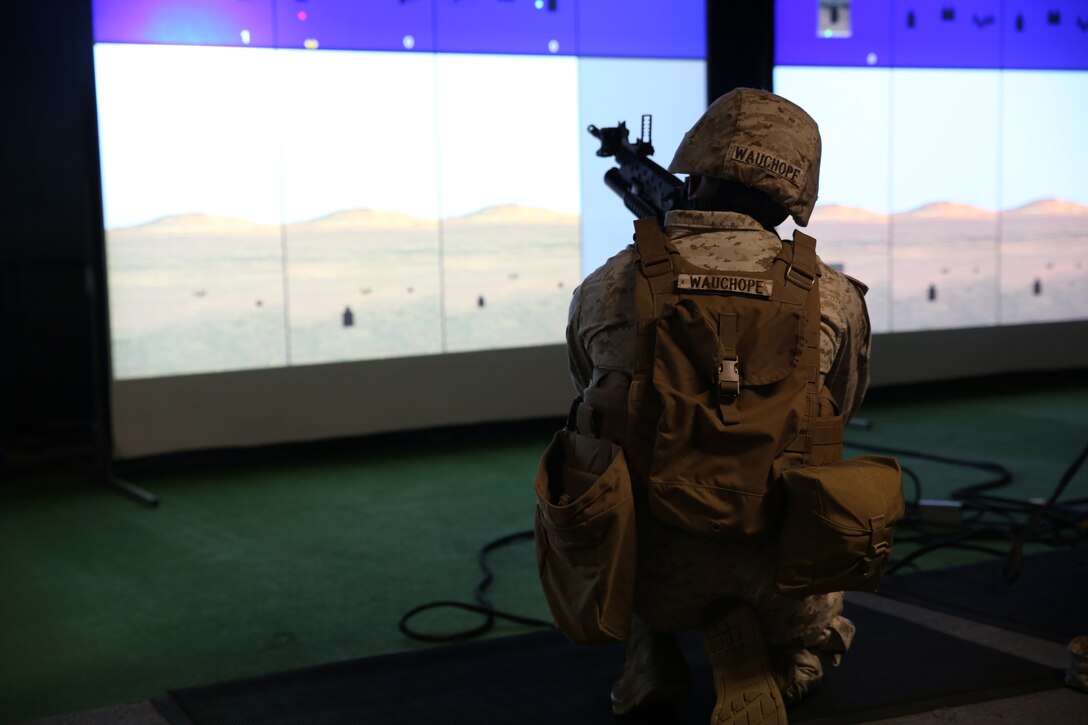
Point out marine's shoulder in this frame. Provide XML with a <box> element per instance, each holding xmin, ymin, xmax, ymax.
<box><xmin>580</xmin><ymin>245</ymin><xmax>639</xmax><ymax>287</ymax></box>
<box><xmin>816</xmin><ymin>256</ymin><xmax>869</xmax><ymax>340</ymax></box>
<box><xmin>570</xmin><ymin>244</ymin><xmax>638</xmax><ymax>315</ymax></box>
<box><xmin>818</xmin><ymin>259</ymin><xmax>867</xmax><ymax>303</ymax></box>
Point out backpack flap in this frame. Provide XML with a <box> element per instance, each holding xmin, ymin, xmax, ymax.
<box><xmin>646</xmin><ymin>298</ymin><xmax>808</xmax><ymax>538</ymax></box>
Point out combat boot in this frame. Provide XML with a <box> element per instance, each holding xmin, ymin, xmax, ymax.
<box><xmin>610</xmin><ymin>616</ymin><xmax>693</xmax><ymax>714</ymax></box>
<box><xmin>702</xmin><ymin>603</ymin><xmax>786</xmax><ymax>725</ymax></box>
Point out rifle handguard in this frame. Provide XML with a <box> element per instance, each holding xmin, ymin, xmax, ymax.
<box><xmin>589</xmin><ymin>118</ymin><xmax>685</xmax><ymax>224</ymax></box>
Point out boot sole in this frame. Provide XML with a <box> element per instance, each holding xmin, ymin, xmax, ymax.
<box><xmin>704</xmin><ymin>605</ymin><xmax>787</xmax><ymax>725</ymax></box>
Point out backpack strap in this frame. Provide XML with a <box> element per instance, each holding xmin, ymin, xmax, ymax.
<box><xmin>772</xmin><ymin>229</ymin><xmax>819</xmax><ymax>306</ymax></box>
<box><xmin>634</xmin><ymin>218</ymin><xmax>676</xmax><ymax>302</ymax></box>
<box><xmin>788</xmin><ymin>230</ymin><xmax>819</xmax><ymax>290</ymax></box>
<box><xmin>779</xmin><ymin>229</ymin><xmax>825</xmax><ymax>464</ymax></box>
<box><xmin>717</xmin><ymin>312</ymin><xmax>741</xmax><ymax>425</ymax></box>
<box><xmin>632</xmin><ymin>219</ymin><xmax>677</xmax><ymax>382</ymax></box>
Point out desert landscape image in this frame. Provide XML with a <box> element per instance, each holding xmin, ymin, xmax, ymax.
<box><xmin>94</xmin><ymin>43</ymin><xmax>587</xmax><ymax>380</ymax></box>
<box><xmin>779</xmin><ymin>199</ymin><xmax>1088</xmax><ymax>333</ymax></box>
<box><xmin>106</xmin><ymin>198</ymin><xmax>1085</xmax><ymax>379</ymax></box>
<box><xmin>106</xmin><ymin>205</ymin><xmax>580</xmax><ymax>379</ymax></box>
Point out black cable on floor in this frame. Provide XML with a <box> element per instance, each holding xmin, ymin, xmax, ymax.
<box><xmin>846</xmin><ymin>437</ymin><xmax>1088</xmax><ymax>575</ymax></box>
<box><xmin>844</xmin><ymin>439</ymin><xmax>1014</xmax><ymax>499</ymax></box>
<box><xmin>885</xmin><ymin>526</ymin><xmax>1013</xmax><ymax>576</ymax></box>
<box><xmin>1004</xmin><ymin>438</ymin><xmax>1088</xmax><ymax>583</ymax></box>
<box><xmin>400</xmin><ymin>439</ymin><xmax>1087</xmax><ymax>641</ymax></box>
<box><xmin>398</xmin><ymin>530</ymin><xmax>554</xmax><ymax>643</ymax></box>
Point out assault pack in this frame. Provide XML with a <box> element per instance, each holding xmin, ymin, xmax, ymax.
<box><xmin>623</xmin><ymin>218</ymin><xmax>841</xmax><ymax>538</ymax></box>
<box><xmin>535</xmin><ymin>219</ymin><xmax>903</xmax><ymax>645</ymax></box>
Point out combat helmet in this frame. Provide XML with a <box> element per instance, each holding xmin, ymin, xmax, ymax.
<box><xmin>668</xmin><ymin>88</ymin><xmax>821</xmax><ymax>226</ymax></box>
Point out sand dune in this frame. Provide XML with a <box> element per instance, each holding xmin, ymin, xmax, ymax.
<box><xmin>898</xmin><ymin>202</ymin><xmax>997</xmax><ymax>219</ymax></box>
<box><xmin>112</xmin><ymin>205</ymin><xmax>579</xmax><ymax>234</ymax></box>
<box><xmin>443</xmin><ymin>204</ymin><xmax>580</xmax><ymax>226</ymax></box>
<box><xmin>806</xmin><ymin>199</ymin><xmax>1088</xmax><ymax>223</ymax></box>
<box><xmin>810</xmin><ymin>205</ymin><xmax>886</xmax><ymax>223</ymax></box>
<box><xmin>1006</xmin><ymin>199</ymin><xmax>1088</xmax><ymax>217</ymax></box>
<box><xmin>120</xmin><ymin>200</ymin><xmax>1086</xmax><ymax>238</ymax></box>
<box><xmin>117</xmin><ymin>214</ymin><xmax>278</xmax><ymax>235</ymax></box>
<box><xmin>295</xmin><ymin>209</ymin><xmax>437</xmax><ymax>231</ymax></box>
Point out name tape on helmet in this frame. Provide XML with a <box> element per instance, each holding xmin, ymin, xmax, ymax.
<box><xmin>728</xmin><ymin>144</ymin><xmax>803</xmax><ymax>187</ymax></box>
<box><xmin>677</xmin><ymin>274</ymin><xmax>773</xmax><ymax>297</ymax></box>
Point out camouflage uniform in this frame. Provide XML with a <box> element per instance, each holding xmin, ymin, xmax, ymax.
<box><xmin>567</xmin><ymin>89</ymin><xmax>872</xmax><ymax>703</ymax></box>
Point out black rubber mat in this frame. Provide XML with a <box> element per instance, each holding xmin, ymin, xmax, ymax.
<box><xmin>160</xmin><ymin>602</ymin><xmax>1062</xmax><ymax>725</ymax></box>
<box><xmin>880</xmin><ymin>546</ymin><xmax>1088</xmax><ymax>644</ymax></box>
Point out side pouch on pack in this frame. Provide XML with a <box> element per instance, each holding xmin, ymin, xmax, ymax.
<box><xmin>775</xmin><ymin>455</ymin><xmax>905</xmax><ymax>598</ymax></box>
<box><xmin>534</xmin><ymin>429</ymin><xmax>636</xmax><ymax>645</ymax></box>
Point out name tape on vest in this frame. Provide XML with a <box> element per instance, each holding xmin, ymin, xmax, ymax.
<box><xmin>729</xmin><ymin>144</ymin><xmax>803</xmax><ymax>187</ymax></box>
<box><xmin>677</xmin><ymin>274</ymin><xmax>773</xmax><ymax>297</ymax></box>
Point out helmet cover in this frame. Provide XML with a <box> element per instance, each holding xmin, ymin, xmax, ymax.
<box><xmin>668</xmin><ymin>88</ymin><xmax>821</xmax><ymax>226</ymax></box>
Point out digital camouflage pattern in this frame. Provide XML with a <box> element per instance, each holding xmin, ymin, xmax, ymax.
<box><xmin>566</xmin><ymin>208</ymin><xmax>871</xmax><ymax>699</ymax></box>
<box><xmin>568</xmin><ymin>210</ymin><xmax>871</xmax><ymax>419</ymax></box>
<box><xmin>668</xmin><ymin>89</ymin><xmax>822</xmax><ymax>227</ymax></box>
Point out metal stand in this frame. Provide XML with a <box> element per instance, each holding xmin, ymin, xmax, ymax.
<box><xmin>85</xmin><ymin>66</ymin><xmax>158</xmax><ymax>509</ymax></box>
<box><xmin>98</xmin><ymin>455</ymin><xmax>159</xmax><ymax>508</ymax></box>
<box><xmin>87</xmin><ymin>291</ymin><xmax>159</xmax><ymax>508</ymax></box>
<box><xmin>108</xmin><ymin>476</ymin><xmax>159</xmax><ymax>507</ymax></box>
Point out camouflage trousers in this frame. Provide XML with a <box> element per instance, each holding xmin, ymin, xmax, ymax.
<box><xmin>633</xmin><ymin>518</ymin><xmax>855</xmax><ymax>704</ymax></box>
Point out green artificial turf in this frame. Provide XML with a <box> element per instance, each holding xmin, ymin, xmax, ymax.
<box><xmin>0</xmin><ymin>428</ymin><xmax>551</xmax><ymax>723</ymax></box>
<box><xmin>1</xmin><ymin>372</ymin><xmax>1085</xmax><ymax>723</ymax></box>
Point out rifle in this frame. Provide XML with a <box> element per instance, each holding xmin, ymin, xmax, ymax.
<box><xmin>587</xmin><ymin>115</ymin><xmax>686</xmax><ymax>225</ymax></box>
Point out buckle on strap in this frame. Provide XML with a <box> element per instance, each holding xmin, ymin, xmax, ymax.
<box><xmin>718</xmin><ymin>358</ymin><xmax>740</xmax><ymax>398</ymax></box>
<box><xmin>784</xmin><ymin>229</ymin><xmax>818</xmax><ymax>291</ymax></box>
<box><xmin>717</xmin><ymin>312</ymin><xmax>740</xmax><ymax>400</ymax></box>
<box><xmin>786</xmin><ymin>260</ymin><xmax>816</xmax><ymax>291</ymax></box>
<box><xmin>641</xmin><ymin>256</ymin><xmax>672</xmax><ymax>279</ymax></box>
<box><xmin>859</xmin><ymin>515</ymin><xmax>890</xmax><ymax>577</ymax></box>
<box><xmin>634</xmin><ymin>218</ymin><xmax>673</xmax><ymax>279</ymax></box>
<box><xmin>859</xmin><ymin>541</ymin><xmax>890</xmax><ymax>577</ymax></box>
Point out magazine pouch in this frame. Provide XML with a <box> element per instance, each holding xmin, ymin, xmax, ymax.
<box><xmin>534</xmin><ymin>428</ymin><xmax>636</xmax><ymax>644</ymax></box>
<box><xmin>776</xmin><ymin>455</ymin><xmax>905</xmax><ymax>597</ymax></box>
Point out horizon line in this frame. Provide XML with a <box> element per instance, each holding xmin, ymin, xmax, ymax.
<box><xmin>105</xmin><ymin>198</ymin><xmax>1087</xmax><ymax>232</ymax></box>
